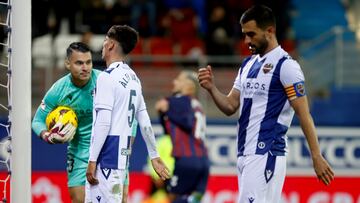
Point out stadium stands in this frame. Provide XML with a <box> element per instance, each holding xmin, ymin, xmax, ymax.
<box><xmin>292</xmin><ymin>0</ymin><xmax>348</xmax><ymax>40</ymax></box>
<box><xmin>29</xmin><ymin>0</ymin><xmax>360</xmax><ymax>127</ymax></box>
<box><xmin>310</xmin><ymin>87</ymin><xmax>360</xmax><ymax>126</ymax></box>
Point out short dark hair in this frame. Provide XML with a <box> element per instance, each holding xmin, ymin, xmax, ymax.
<box><xmin>106</xmin><ymin>25</ymin><xmax>139</xmax><ymax>55</ymax></box>
<box><xmin>66</xmin><ymin>42</ymin><xmax>91</xmax><ymax>59</ymax></box>
<box><xmin>240</xmin><ymin>5</ymin><xmax>276</xmax><ymax>30</ymax></box>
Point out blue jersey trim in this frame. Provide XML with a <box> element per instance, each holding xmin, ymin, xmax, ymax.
<box><xmin>264</xmin><ymin>153</ymin><xmax>276</xmax><ymax>183</ymax></box>
<box><xmin>98</xmin><ymin>135</ymin><xmax>119</xmax><ymax>169</ymax></box>
<box><xmin>240</xmin><ymin>56</ymin><xmax>253</xmax><ymax>75</ymax></box>
<box><xmin>270</xmin><ymin>123</ymin><xmax>288</xmax><ymax>155</ymax></box>
<box><xmin>237</xmin><ymin>98</ymin><xmax>253</xmax><ymax>156</ymax></box>
<box><xmin>104</xmin><ymin>67</ymin><xmax>115</xmax><ymax>74</ymax></box>
<box><xmin>104</xmin><ymin>64</ymin><xmax>120</xmax><ymax>74</ymax></box>
<box><xmin>256</xmin><ymin>56</ymin><xmax>288</xmax><ymax>155</ymax></box>
<box><xmin>247</xmin><ymin>58</ymin><xmax>265</xmax><ymax>78</ymax></box>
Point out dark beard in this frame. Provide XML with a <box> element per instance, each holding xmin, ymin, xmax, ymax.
<box><xmin>250</xmin><ymin>38</ymin><xmax>268</xmax><ymax>56</ymax></box>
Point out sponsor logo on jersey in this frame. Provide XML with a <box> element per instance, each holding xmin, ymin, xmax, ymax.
<box><xmin>75</xmin><ymin>108</ymin><xmax>92</xmax><ymax>117</ymax></box>
<box><xmin>245</xmin><ymin>81</ymin><xmax>266</xmax><ymax>90</ymax></box>
<box><xmin>121</xmin><ymin>148</ymin><xmax>132</xmax><ymax>156</ymax></box>
<box><xmin>242</xmin><ymin>81</ymin><xmax>267</xmax><ymax>97</ymax></box>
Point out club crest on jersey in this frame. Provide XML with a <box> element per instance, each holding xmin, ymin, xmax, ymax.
<box><xmin>262</xmin><ymin>63</ymin><xmax>273</xmax><ymax>73</ymax></box>
<box><xmin>40</xmin><ymin>100</ymin><xmax>46</xmax><ymax>110</ymax></box>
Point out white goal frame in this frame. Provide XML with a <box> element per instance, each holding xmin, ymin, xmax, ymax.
<box><xmin>9</xmin><ymin>0</ymin><xmax>31</xmax><ymax>202</ymax></box>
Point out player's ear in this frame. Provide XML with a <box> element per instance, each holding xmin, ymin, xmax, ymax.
<box><xmin>265</xmin><ymin>26</ymin><xmax>275</xmax><ymax>41</ymax></box>
<box><xmin>267</xmin><ymin>26</ymin><xmax>276</xmax><ymax>36</ymax></box>
<box><xmin>65</xmin><ymin>59</ymin><xmax>71</xmax><ymax>70</ymax></box>
<box><xmin>108</xmin><ymin>40</ymin><xmax>115</xmax><ymax>51</ymax></box>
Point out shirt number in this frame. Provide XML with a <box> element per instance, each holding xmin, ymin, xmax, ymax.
<box><xmin>128</xmin><ymin>89</ymin><xmax>136</xmax><ymax>127</ymax></box>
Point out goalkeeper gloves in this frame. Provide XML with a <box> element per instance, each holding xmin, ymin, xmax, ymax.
<box><xmin>57</xmin><ymin>123</ymin><xmax>76</xmax><ymax>142</ymax></box>
<box><xmin>41</xmin><ymin>123</ymin><xmax>76</xmax><ymax>144</ymax></box>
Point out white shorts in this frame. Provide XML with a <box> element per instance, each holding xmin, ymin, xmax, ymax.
<box><xmin>85</xmin><ymin>165</ymin><xmax>126</xmax><ymax>203</ymax></box>
<box><xmin>237</xmin><ymin>152</ymin><xmax>286</xmax><ymax>203</ymax></box>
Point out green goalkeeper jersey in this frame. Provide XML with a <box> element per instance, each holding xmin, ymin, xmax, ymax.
<box><xmin>32</xmin><ymin>69</ymin><xmax>101</xmax><ymax>160</ymax></box>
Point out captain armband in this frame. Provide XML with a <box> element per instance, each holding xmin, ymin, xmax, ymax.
<box><xmin>284</xmin><ymin>81</ymin><xmax>306</xmax><ymax>101</ymax></box>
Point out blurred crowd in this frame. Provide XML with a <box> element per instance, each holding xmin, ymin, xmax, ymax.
<box><xmin>32</xmin><ymin>0</ymin><xmax>293</xmax><ymax>56</ymax></box>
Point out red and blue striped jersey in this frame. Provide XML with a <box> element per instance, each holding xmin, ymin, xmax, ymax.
<box><xmin>161</xmin><ymin>94</ymin><xmax>207</xmax><ymax>158</ymax></box>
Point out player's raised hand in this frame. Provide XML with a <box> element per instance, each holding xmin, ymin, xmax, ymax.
<box><xmin>151</xmin><ymin>157</ymin><xmax>171</xmax><ymax>181</ymax></box>
<box><xmin>86</xmin><ymin>161</ymin><xmax>99</xmax><ymax>185</ymax></box>
<box><xmin>312</xmin><ymin>154</ymin><xmax>335</xmax><ymax>186</ymax></box>
<box><xmin>198</xmin><ymin>65</ymin><xmax>214</xmax><ymax>91</ymax></box>
<box><xmin>155</xmin><ymin>98</ymin><xmax>169</xmax><ymax>113</ymax></box>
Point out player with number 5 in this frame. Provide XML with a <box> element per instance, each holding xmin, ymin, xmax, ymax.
<box><xmin>85</xmin><ymin>25</ymin><xmax>170</xmax><ymax>203</ymax></box>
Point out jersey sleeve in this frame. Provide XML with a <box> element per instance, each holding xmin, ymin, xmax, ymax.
<box><xmin>136</xmin><ymin>89</ymin><xmax>147</xmax><ymax>113</ymax></box>
<box><xmin>94</xmin><ymin>73</ymin><xmax>114</xmax><ymax>110</ymax></box>
<box><xmin>135</xmin><ymin>86</ymin><xmax>159</xmax><ymax>159</ymax></box>
<box><xmin>136</xmin><ymin>109</ymin><xmax>159</xmax><ymax>159</ymax></box>
<box><xmin>233</xmin><ymin>56</ymin><xmax>252</xmax><ymax>91</ymax></box>
<box><xmin>31</xmin><ymin>84</ymin><xmax>60</xmax><ymax>136</ymax></box>
<box><xmin>89</xmin><ymin>108</ymin><xmax>111</xmax><ymax>162</ymax></box>
<box><xmin>233</xmin><ymin>68</ymin><xmax>242</xmax><ymax>91</ymax></box>
<box><xmin>280</xmin><ymin>59</ymin><xmax>306</xmax><ymax>101</ymax></box>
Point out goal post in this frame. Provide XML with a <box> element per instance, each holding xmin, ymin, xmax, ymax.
<box><xmin>10</xmin><ymin>0</ymin><xmax>31</xmax><ymax>202</ymax></box>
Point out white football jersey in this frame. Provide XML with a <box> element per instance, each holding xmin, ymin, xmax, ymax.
<box><xmin>92</xmin><ymin>61</ymin><xmax>145</xmax><ymax>169</ymax></box>
<box><xmin>233</xmin><ymin>46</ymin><xmax>305</xmax><ymax>156</ymax></box>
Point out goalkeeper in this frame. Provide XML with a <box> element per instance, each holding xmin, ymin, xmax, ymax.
<box><xmin>32</xmin><ymin>42</ymin><xmax>101</xmax><ymax>203</ymax></box>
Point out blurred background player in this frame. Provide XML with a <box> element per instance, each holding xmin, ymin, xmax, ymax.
<box><xmin>198</xmin><ymin>5</ymin><xmax>334</xmax><ymax>203</ymax></box>
<box><xmin>86</xmin><ymin>25</ymin><xmax>170</xmax><ymax>202</ymax></box>
<box><xmin>32</xmin><ymin>42</ymin><xmax>101</xmax><ymax>203</ymax></box>
<box><xmin>155</xmin><ymin>70</ymin><xmax>209</xmax><ymax>203</ymax></box>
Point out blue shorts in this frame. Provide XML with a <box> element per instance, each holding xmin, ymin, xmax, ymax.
<box><xmin>166</xmin><ymin>156</ymin><xmax>209</xmax><ymax>195</ymax></box>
